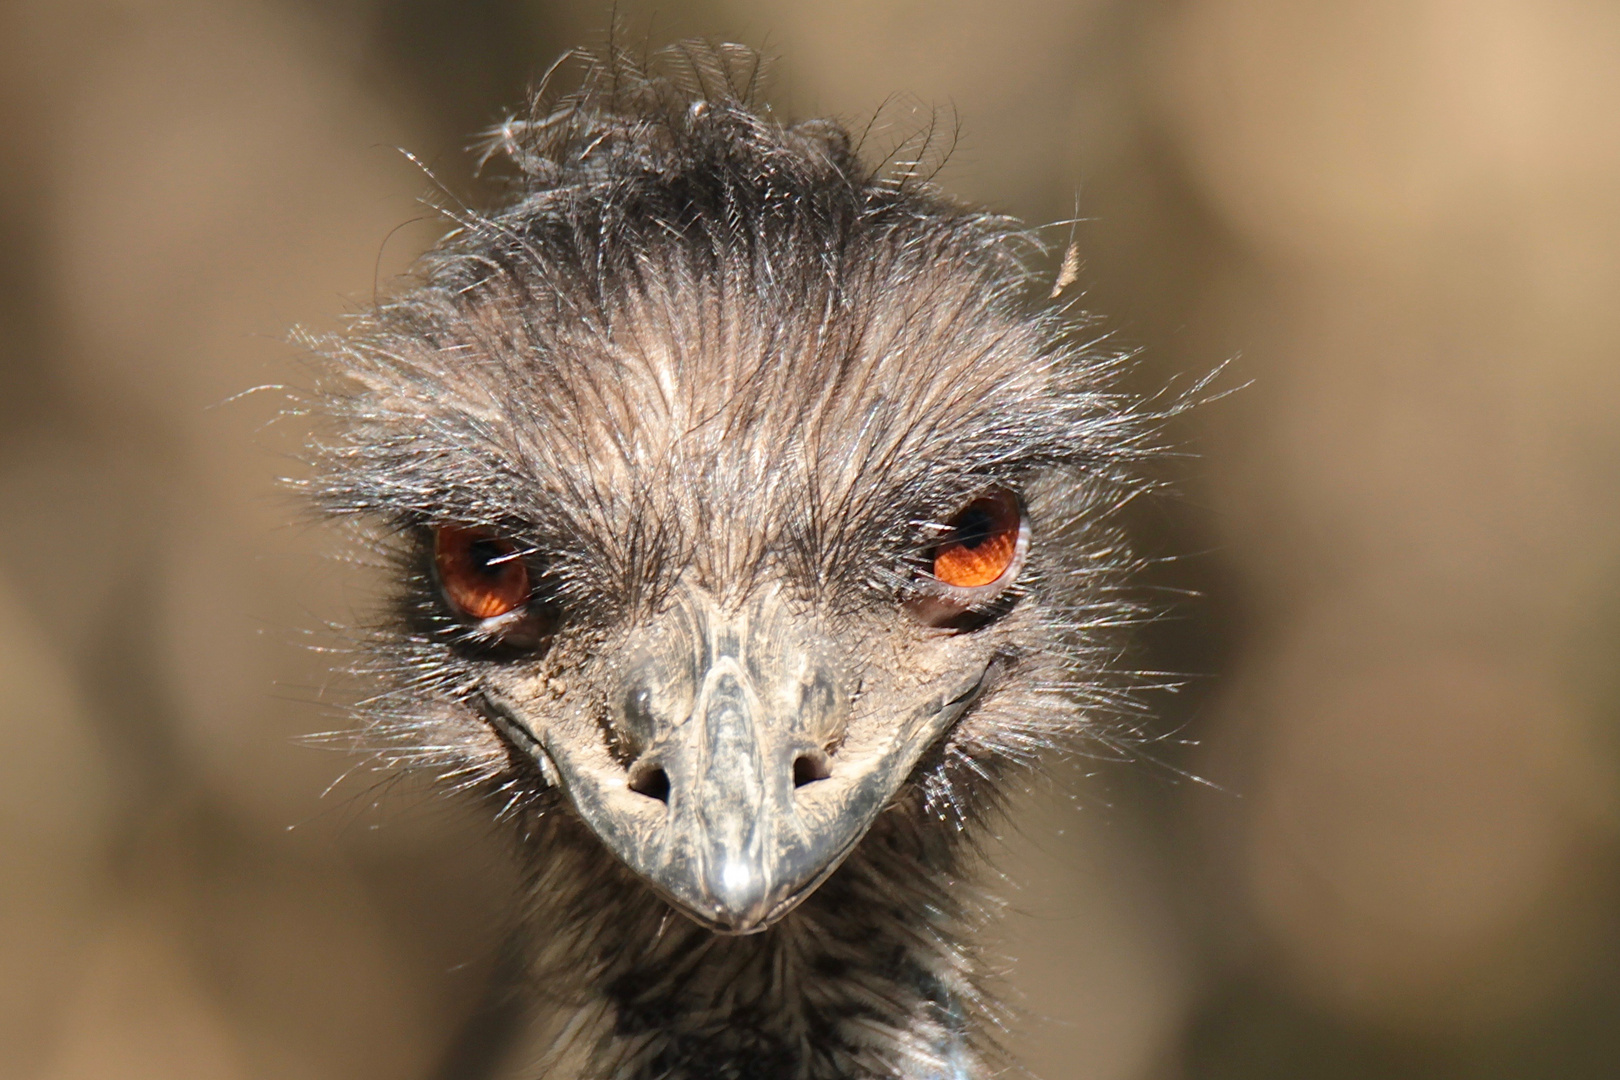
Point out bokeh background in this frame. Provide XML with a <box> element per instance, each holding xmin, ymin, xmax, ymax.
<box><xmin>3</xmin><ymin>1</ymin><xmax>1618</xmax><ymax>1077</ymax></box>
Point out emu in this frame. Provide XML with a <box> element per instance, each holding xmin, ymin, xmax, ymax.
<box><xmin>307</xmin><ymin>42</ymin><xmax>1162</xmax><ymax>1080</ymax></box>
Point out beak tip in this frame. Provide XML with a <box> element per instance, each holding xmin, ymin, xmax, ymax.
<box><xmin>701</xmin><ymin>859</ymin><xmax>775</xmax><ymax>933</ymax></box>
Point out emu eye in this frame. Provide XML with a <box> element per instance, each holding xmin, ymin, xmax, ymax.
<box><xmin>909</xmin><ymin>488</ymin><xmax>1028</xmax><ymax>627</ymax></box>
<box><xmin>932</xmin><ymin>490</ymin><xmax>1023</xmax><ymax>588</ymax></box>
<box><xmin>433</xmin><ymin>525</ymin><xmax>530</xmax><ymax>620</ymax></box>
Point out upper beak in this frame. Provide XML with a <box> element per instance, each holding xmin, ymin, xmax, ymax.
<box><xmin>487</xmin><ymin>585</ymin><xmax>982</xmax><ymax>933</ymax></box>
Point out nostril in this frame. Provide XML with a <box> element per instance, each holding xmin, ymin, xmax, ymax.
<box><xmin>792</xmin><ymin>754</ymin><xmax>829</xmax><ymax>788</ymax></box>
<box><xmin>630</xmin><ymin>765</ymin><xmax>670</xmax><ymax>803</ymax></box>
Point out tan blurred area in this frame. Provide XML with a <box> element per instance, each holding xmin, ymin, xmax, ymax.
<box><xmin>1</xmin><ymin>2</ymin><xmax>1617</xmax><ymax>1078</ymax></box>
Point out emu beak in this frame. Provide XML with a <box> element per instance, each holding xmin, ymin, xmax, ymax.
<box><xmin>488</xmin><ymin>587</ymin><xmax>982</xmax><ymax>934</ymax></box>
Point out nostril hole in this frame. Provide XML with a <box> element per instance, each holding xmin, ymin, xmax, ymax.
<box><xmin>793</xmin><ymin>754</ymin><xmax>829</xmax><ymax>788</ymax></box>
<box><xmin>630</xmin><ymin>765</ymin><xmax>670</xmax><ymax>803</ymax></box>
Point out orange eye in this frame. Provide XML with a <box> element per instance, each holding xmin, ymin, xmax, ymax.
<box><xmin>930</xmin><ymin>489</ymin><xmax>1024</xmax><ymax>589</ymax></box>
<box><xmin>434</xmin><ymin>525</ymin><xmax>530</xmax><ymax>620</ymax></box>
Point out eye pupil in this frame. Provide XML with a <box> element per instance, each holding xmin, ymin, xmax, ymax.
<box><xmin>951</xmin><ymin>508</ymin><xmax>994</xmax><ymax>549</ymax></box>
<box><xmin>469</xmin><ymin>539</ymin><xmax>505</xmax><ymax>573</ymax></box>
<box><xmin>435</xmin><ymin>525</ymin><xmax>530</xmax><ymax>620</ymax></box>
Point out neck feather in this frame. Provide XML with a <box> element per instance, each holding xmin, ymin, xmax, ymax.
<box><xmin>503</xmin><ymin>805</ymin><xmax>998</xmax><ymax>1080</ymax></box>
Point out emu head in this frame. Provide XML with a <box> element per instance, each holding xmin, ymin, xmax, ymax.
<box><xmin>310</xmin><ymin>47</ymin><xmax>1150</xmax><ymax>935</ymax></box>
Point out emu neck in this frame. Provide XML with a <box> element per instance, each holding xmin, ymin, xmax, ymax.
<box><xmin>514</xmin><ymin>810</ymin><xmax>991</xmax><ymax>1080</ymax></box>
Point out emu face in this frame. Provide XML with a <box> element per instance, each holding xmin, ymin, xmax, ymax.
<box><xmin>312</xmin><ymin>49</ymin><xmax>1147</xmax><ymax>944</ymax></box>
<box><xmin>453</xmin><ymin>298</ymin><xmax>1046</xmax><ymax>933</ymax></box>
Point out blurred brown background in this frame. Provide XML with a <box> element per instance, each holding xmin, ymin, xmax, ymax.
<box><xmin>2</xmin><ymin>1</ymin><xmax>1618</xmax><ymax>1077</ymax></box>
